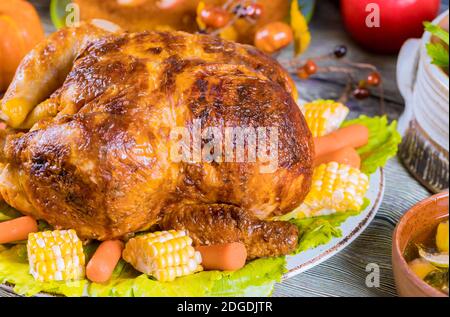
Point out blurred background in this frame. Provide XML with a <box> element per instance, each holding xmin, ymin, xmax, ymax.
<box><xmin>16</xmin><ymin>0</ymin><xmax>447</xmax><ymax>120</ymax></box>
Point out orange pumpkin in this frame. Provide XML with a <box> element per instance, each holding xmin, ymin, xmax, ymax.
<box><xmin>0</xmin><ymin>0</ymin><xmax>45</xmax><ymax>92</ymax></box>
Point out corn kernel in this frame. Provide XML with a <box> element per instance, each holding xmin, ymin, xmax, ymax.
<box><xmin>299</xmin><ymin>162</ymin><xmax>369</xmax><ymax>217</ymax></box>
<box><xmin>301</xmin><ymin>100</ymin><xmax>349</xmax><ymax>137</ymax></box>
<box><xmin>123</xmin><ymin>230</ymin><xmax>202</xmax><ymax>282</ymax></box>
<box><xmin>27</xmin><ymin>229</ymin><xmax>85</xmax><ymax>282</ymax></box>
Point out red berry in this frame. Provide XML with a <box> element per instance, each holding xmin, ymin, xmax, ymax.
<box><xmin>367</xmin><ymin>72</ymin><xmax>381</xmax><ymax>86</ymax></box>
<box><xmin>297</xmin><ymin>68</ymin><xmax>310</xmax><ymax>80</ymax></box>
<box><xmin>304</xmin><ymin>60</ymin><xmax>318</xmax><ymax>75</ymax></box>
<box><xmin>353</xmin><ymin>87</ymin><xmax>370</xmax><ymax>100</ymax></box>
<box><xmin>200</xmin><ymin>7</ymin><xmax>231</xmax><ymax>29</ymax></box>
<box><xmin>333</xmin><ymin>45</ymin><xmax>347</xmax><ymax>58</ymax></box>
<box><xmin>247</xmin><ymin>3</ymin><xmax>264</xmax><ymax>19</ymax></box>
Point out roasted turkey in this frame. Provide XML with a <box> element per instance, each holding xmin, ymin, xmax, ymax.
<box><xmin>0</xmin><ymin>22</ymin><xmax>314</xmax><ymax>259</ymax></box>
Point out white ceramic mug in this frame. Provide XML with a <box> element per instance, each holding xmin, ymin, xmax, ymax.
<box><xmin>397</xmin><ymin>10</ymin><xmax>449</xmax><ymax>192</ymax></box>
<box><xmin>397</xmin><ymin>10</ymin><xmax>449</xmax><ymax>151</ymax></box>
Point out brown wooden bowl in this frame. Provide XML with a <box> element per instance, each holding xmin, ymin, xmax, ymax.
<box><xmin>392</xmin><ymin>191</ymin><xmax>449</xmax><ymax>297</ymax></box>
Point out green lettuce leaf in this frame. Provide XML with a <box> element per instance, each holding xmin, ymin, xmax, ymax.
<box><xmin>0</xmin><ymin>201</ymin><xmax>22</xmax><ymax>221</ymax></box>
<box><xmin>294</xmin><ymin>218</ymin><xmax>342</xmax><ymax>253</ymax></box>
<box><xmin>0</xmin><ymin>245</ymin><xmax>87</xmax><ymax>297</ymax></box>
<box><xmin>342</xmin><ymin>115</ymin><xmax>401</xmax><ymax>175</ymax></box>
<box><xmin>290</xmin><ymin>198</ymin><xmax>370</xmax><ymax>253</ymax></box>
<box><xmin>426</xmin><ymin>42</ymin><xmax>449</xmax><ymax>68</ymax></box>
<box><xmin>0</xmin><ymin>244</ymin><xmax>285</xmax><ymax>297</ymax></box>
<box><xmin>208</xmin><ymin>257</ymin><xmax>286</xmax><ymax>297</ymax></box>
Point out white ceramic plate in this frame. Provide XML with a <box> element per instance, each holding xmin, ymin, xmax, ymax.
<box><xmin>284</xmin><ymin>167</ymin><xmax>385</xmax><ymax>278</ymax></box>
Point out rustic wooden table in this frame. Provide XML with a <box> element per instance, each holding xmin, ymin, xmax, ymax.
<box><xmin>1</xmin><ymin>0</ymin><xmax>448</xmax><ymax>297</ymax></box>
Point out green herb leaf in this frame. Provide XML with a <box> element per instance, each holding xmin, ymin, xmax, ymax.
<box><xmin>424</xmin><ymin>269</ymin><xmax>449</xmax><ymax>293</ymax></box>
<box><xmin>426</xmin><ymin>42</ymin><xmax>450</xmax><ymax>68</ymax></box>
<box><xmin>423</xmin><ymin>22</ymin><xmax>449</xmax><ymax>69</ymax></box>
<box><xmin>424</xmin><ymin>22</ymin><xmax>449</xmax><ymax>45</ymax></box>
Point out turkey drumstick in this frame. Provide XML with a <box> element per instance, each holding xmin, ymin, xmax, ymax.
<box><xmin>160</xmin><ymin>204</ymin><xmax>299</xmax><ymax>259</ymax></box>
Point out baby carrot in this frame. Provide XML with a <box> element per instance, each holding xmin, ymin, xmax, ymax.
<box><xmin>314</xmin><ymin>146</ymin><xmax>361</xmax><ymax>169</ymax></box>
<box><xmin>195</xmin><ymin>242</ymin><xmax>247</xmax><ymax>271</ymax></box>
<box><xmin>86</xmin><ymin>240</ymin><xmax>124</xmax><ymax>283</ymax></box>
<box><xmin>0</xmin><ymin>216</ymin><xmax>38</xmax><ymax>244</ymax></box>
<box><xmin>314</xmin><ymin>124</ymin><xmax>369</xmax><ymax>158</ymax></box>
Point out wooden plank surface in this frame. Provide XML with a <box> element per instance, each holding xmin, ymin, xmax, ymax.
<box><xmin>1</xmin><ymin>0</ymin><xmax>448</xmax><ymax>297</ymax></box>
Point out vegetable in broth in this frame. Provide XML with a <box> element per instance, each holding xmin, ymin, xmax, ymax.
<box><xmin>405</xmin><ymin>218</ymin><xmax>449</xmax><ymax>295</ymax></box>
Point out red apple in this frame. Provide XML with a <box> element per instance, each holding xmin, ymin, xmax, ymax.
<box><xmin>341</xmin><ymin>0</ymin><xmax>441</xmax><ymax>54</ymax></box>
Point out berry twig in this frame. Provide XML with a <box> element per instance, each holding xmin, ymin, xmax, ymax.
<box><xmin>280</xmin><ymin>45</ymin><xmax>386</xmax><ymax>114</ymax></box>
<box><xmin>197</xmin><ymin>1</ymin><xmax>293</xmax><ymax>54</ymax></box>
<box><xmin>195</xmin><ymin>2</ymin><xmax>386</xmax><ymax>114</ymax></box>
<box><xmin>338</xmin><ymin>74</ymin><xmax>356</xmax><ymax>104</ymax></box>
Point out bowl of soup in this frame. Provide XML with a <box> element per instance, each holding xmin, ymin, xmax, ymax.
<box><xmin>392</xmin><ymin>191</ymin><xmax>449</xmax><ymax>297</ymax></box>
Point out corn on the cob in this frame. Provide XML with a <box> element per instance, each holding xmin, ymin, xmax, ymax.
<box><xmin>299</xmin><ymin>162</ymin><xmax>369</xmax><ymax>217</ymax></box>
<box><xmin>27</xmin><ymin>229</ymin><xmax>85</xmax><ymax>282</ymax></box>
<box><xmin>122</xmin><ymin>230</ymin><xmax>203</xmax><ymax>282</ymax></box>
<box><xmin>301</xmin><ymin>100</ymin><xmax>349</xmax><ymax>137</ymax></box>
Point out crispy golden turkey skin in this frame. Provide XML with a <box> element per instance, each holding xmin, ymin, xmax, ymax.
<box><xmin>0</xmin><ymin>23</ymin><xmax>313</xmax><ymax>258</ymax></box>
